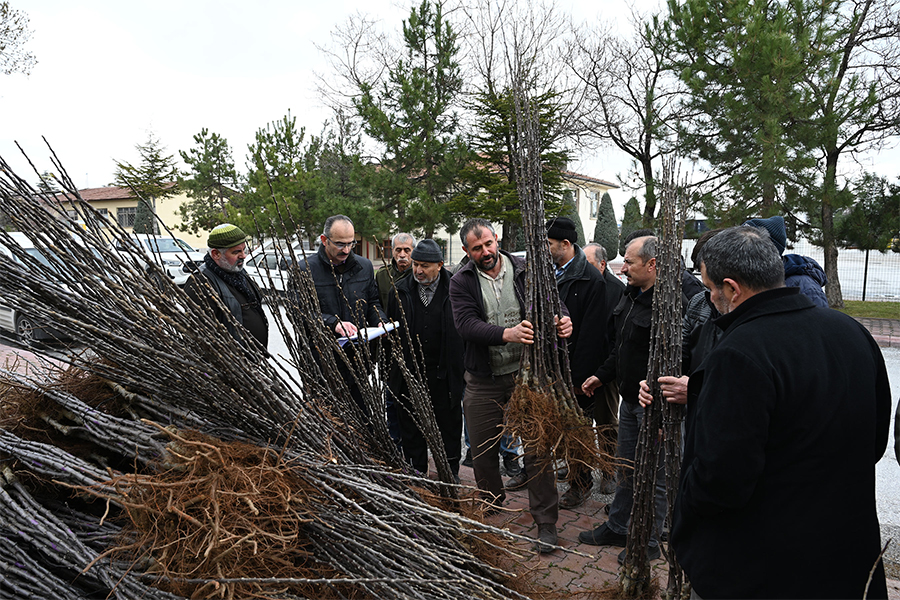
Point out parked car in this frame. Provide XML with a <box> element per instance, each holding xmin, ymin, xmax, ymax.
<box><xmin>112</xmin><ymin>234</ymin><xmax>205</xmax><ymax>287</ymax></box>
<box><xmin>244</xmin><ymin>251</ymin><xmax>294</xmax><ymax>295</ymax></box>
<box><xmin>0</xmin><ymin>232</ymin><xmax>72</xmax><ymax>345</ymax></box>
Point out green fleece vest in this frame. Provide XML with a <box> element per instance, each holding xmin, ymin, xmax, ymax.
<box><xmin>478</xmin><ymin>257</ymin><xmax>522</xmax><ymax>376</ymax></box>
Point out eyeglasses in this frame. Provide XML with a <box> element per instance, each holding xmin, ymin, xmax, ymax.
<box><xmin>327</xmin><ymin>237</ymin><xmax>357</xmax><ymax>250</ymax></box>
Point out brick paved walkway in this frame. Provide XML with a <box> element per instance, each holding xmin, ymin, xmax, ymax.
<box><xmin>857</xmin><ymin>317</ymin><xmax>900</xmax><ymax>348</ymax></box>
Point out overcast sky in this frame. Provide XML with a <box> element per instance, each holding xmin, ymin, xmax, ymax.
<box><xmin>1</xmin><ymin>0</ymin><xmax>896</xmax><ymax>218</ymax></box>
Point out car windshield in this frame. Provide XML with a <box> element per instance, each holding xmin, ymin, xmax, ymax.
<box><xmin>139</xmin><ymin>238</ymin><xmax>194</xmax><ymax>253</ymax></box>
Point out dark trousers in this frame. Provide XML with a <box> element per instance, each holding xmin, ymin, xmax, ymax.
<box><xmin>397</xmin><ymin>371</ymin><xmax>462</xmax><ymax>475</ymax></box>
<box><xmin>463</xmin><ymin>371</ymin><xmax>558</xmax><ymax>524</ymax></box>
<box><xmin>568</xmin><ymin>392</ymin><xmax>596</xmax><ymax>491</ymax></box>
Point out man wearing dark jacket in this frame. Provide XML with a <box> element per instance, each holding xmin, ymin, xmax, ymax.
<box><xmin>297</xmin><ymin>215</ymin><xmax>387</xmax><ymax>421</ymax></box>
<box><xmin>387</xmin><ymin>239</ymin><xmax>464</xmax><ymax>479</ymax></box>
<box><xmin>450</xmin><ymin>218</ymin><xmax>571</xmax><ymax>553</ymax></box>
<box><xmin>743</xmin><ymin>215</ymin><xmax>828</xmax><ymax>307</ymax></box>
<box><xmin>299</xmin><ymin>215</ymin><xmax>386</xmax><ymax>337</ymax></box>
<box><xmin>671</xmin><ymin>226</ymin><xmax>890</xmax><ymax>599</ymax></box>
<box><xmin>578</xmin><ymin>236</ymin><xmax>666</xmax><ymax>565</ymax></box>
<box><xmin>185</xmin><ymin>223</ymin><xmax>268</xmax><ymax>348</ymax></box>
<box><xmin>546</xmin><ymin>219</ymin><xmax>611</xmax><ymax>508</ymax></box>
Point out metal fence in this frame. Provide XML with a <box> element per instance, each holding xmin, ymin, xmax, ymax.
<box><xmin>682</xmin><ymin>238</ymin><xmax>900</xmax><ymax>303</ymax></box>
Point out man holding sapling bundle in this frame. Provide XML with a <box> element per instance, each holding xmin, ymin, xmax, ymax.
<box><xmin>450</xmin><ymin>218</ymin><xmax>571</xmax><ymax>553</ymax></box>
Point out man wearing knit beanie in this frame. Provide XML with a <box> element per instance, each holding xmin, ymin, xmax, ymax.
<box><xmin>386</xmin><ymin>239</ymin><xmax>464</xmax><ymax>483</ymax></box>
<box><xmin>544</xmin><ymin>217</ymin><xmax>614</xmax><ymax>511</ymax></box>
<box><xmin>184</xmin><ymin>223</ymin><xmax>268</xmax><ymax>348</ymax></box>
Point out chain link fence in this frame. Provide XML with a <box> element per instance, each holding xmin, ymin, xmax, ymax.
<box><xmin>683</xmin><ymin>238</ymin><xmax>900</xmax><ymax>303</ymax></box>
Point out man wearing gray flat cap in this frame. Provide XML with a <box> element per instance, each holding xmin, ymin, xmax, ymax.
<box><xmin>387</xmin><ymin>239</ymin><xmax>464</xmax><ymax>480</ymax></box>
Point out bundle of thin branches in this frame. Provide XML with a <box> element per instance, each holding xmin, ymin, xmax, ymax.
<box><xmin>0</xmin><ymin>464</ymin><xmax>183</xmax><ymax>600</ymax></box>
<box><xmin>503</xmin><ymin>78</ymin><xmax>600</xmax><ymax>475</ymax></box>
<box><xmin>0</xmin><ymin>145</ymin><xmax>548</xmax><ymax>599</ymax></box>
<box><xmin>620</xmin><ymin>160</ymin><xmax>685</xmax><ymax>598</ymax></box>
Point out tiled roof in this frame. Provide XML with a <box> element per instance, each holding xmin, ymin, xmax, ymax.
<box><xmin>71</xmin><ymin>186</ymin><xmax>135</xmax><ymax>201</ymax></box>
<box><xmin>561</xmin><ymin>170</ymin><xmax>619</xmax><ymax>189</ymax></box>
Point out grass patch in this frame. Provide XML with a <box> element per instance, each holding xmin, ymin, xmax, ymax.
<box><xmin>837</xmin><ymin>301</ymin><xmax>900</xmax><ymax>320</ymax></box>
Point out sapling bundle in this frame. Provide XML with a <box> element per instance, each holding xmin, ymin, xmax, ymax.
<box><xmin>620</xmin><ymin>160</ymin><xmax>686</xmax><ymax>598</ymax></box>
<box><xmin>0</xmin><ymin>145</ymin><xmax>567</xmax><ymax>599</ymax></box>
<box><xmin>503</xmin><ymin>82</ymin><xmax>605</xmax><ymax>476</ymax></box>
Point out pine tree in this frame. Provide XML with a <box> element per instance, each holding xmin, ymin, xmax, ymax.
<box><xmin>558</xmin><ymin>190</ymin><xmax>586</xmax><ymax>247</ymax></box>
<box><xmin>132</xmin><ymin>199</ymin><xmax>156</xmax><ymax>234</ymax></box>
<box><xmin>353</xmin><ymin>0</ymin><xmax>467</xmax><ymax>237</ymax></box>
<box><xmin>592</xmin><ymin>191</ymin><xmax>619</xmax><ymax>261</ymax></box>
<box><xmin>36</xmin><ymin>170</ymin><xmax>58</xmax><ymax>193</ymax></box>
<box><xmin>114</xmin><ymin>132</ymin><xmax>178</xmax><ymax>232</ymax></box>
<box><xmin>619</xmin><ymin>197</ymin><xmax>642</xmax><ymax>256</ymax></box>
<box><xmin>178</xmin><ymin>128</ymin><xmax>239</xmax><ymax>235</ymax></box>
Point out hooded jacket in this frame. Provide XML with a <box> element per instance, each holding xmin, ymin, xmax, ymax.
<box><xmin>782</xmin><ymin>253</ymin><xmax>828</xmax><ymax>307</ymax></box>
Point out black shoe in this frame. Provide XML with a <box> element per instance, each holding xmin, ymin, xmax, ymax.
<box><xmin>502</xmin><ymin>454</ymin><xmax>522</xmax><ymax>476</ymax></box>
<box><xmin>535</xmin><ymin>523</ymin><xmax>558</xmax><ymax>553</ymax></box>
<box><xmin>462</xmin><ymin>449</ymin><xmax>473</xmax><ymax>468</ymax></box>
<box><xmin>577</xmin><ymin>522</ymin><xmax>627</xmax><ymax>546</ymax></box>
<box><xmin>599</xmin><ymin>475</ymin><xmax>617</xmax><ymax>495</ymax></box>
<box><xmin>555</xmin><ymin>460</ymin><xmax>569</xmax><ymax>481</ymax></box>
<box><xmin>559</xmin><ymin>484</ymin><xmax>591</xmax><ymax>509</ymax></box>
<box><xmin>617</xmin><ymin>545</ymin><xmax>661</xmax><ymax>565</ymax></box>
<box><xmin>504</xmin><ymin>472</ymin><xmax>528</xmax><ymax>491</ymax></box>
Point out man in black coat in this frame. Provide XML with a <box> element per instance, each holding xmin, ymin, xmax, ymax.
<box><xmin>387</xmin><ymin>239</ymin><xmax>464</xmax><ymax>479</ymax></box>
<box><xmin>672</xmin><ymin>226</ymin><xmax>890</xmax><ymax>599</ymax></box>
<box><xmin>297</xmin><ymin>215</ymin><xmax>387</xmax><ymax>423</ymax></box>
<box><xmin>298</xmin><ymin>215</ymin><xmax>386</xmax><ymax>336</ymax></box>
<box><xmin>546</xmin><ymin>219</ymin><xmax>611</xmax><ymax>509</ymax></box>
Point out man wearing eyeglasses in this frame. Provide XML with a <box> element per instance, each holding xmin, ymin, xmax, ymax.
<box><xmin>301</xmin><ymin>214</ymin><xmax>386</xmax><ymax>338</ymax></box>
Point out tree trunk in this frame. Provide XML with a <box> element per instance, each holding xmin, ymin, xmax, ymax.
<box><xmin>641</xmin><ymin>157</ymin><xmax>656</xmax><ymax>227</ymax></box>
<box><xmin>821</xmin><ymin>153</ymin><xmax>844</xmax><ymax>308</ymax></box>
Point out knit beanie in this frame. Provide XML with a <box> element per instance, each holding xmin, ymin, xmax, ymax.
<box><xmin>208</xmin><ymin>223</ymin><xmax>250</xmax><ymax>249</ymax></box>
<box><xmin>743</xmin><ymin>216</ymin><xmax>787</xmax><ymax>255</ymax></box>
<box><xmin>546</xmin><ymin>217</ymin><xmax>578</xmax><ymax>243</ymax></box>
<box><xmin>411</xmin><ymin>239</ymin><xmax>444</xmax><ymax>263</ymax></box>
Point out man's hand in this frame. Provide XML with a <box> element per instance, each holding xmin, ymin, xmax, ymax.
<box><xmin>335</xmin><ymin>321</ymin><xmax>358</xmax><ymax>337</ymax></box>
<box><xmin>503</xmin><ymin>320</ymin><xmax>534</xmax><ymax>344</ymax></box>
<box><xmin>554</xmin><ymin>315</ymin><xmax>573</xmax><ymax>339</ymax></box>
<box><xmin>581</xmin><ymin>375</ymin><xmax>602</xmax><ymax>397</ymax></box>
<box><xmin>638</xmin><ymin>376</ymin><xmax>689</xmax><ymax>408</ymax></box>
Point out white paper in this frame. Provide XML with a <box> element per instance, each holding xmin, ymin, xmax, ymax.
<box><xmin>337</xmin><ymin>321</ymin><xmax>399</xmax><ymax>347</ymax></box>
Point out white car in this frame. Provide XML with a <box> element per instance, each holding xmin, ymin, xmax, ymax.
<box><xmin>0</xmin><ymin>232</ymin><xmax>72</xmax><ymax>345</ymax></box>
<box><xmin>113</xmin><ymin>234</ymin><xmax>205</xmax><ymax>287</ymax></box>
<box><xmin>244</xmin><ymin>251</ymin><xmax>293</xmax><ymax>295</ymax></box>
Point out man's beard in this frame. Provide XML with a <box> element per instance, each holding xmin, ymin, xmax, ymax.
<box><xmin>416</xmin><ymin>273</ymin><xmax>439</xmax><ymax>285</ymax></box>
<box><xmin>475</xmin><ymin>252</ymin><xmax>497</xmax><ymax>272</ymax></box>
<box><xmin>215</xmin><ymin>256</ymin><xmax>244</xmax><ymax>273</ymax></box>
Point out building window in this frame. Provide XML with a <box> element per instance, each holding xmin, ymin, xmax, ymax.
<box><xmin>117</xmin><ymin>207</ymin><xmax>136</xmax><ymax>227</ymax></box>
<box><xmin>590</xmin><ymin>191</ymin><xmax>600</xmax><ymax>219</ymax></box>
